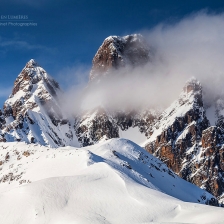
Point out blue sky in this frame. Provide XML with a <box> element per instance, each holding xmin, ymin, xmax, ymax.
<box><xmin>0</xmin><ymin>0</ymin><xmax>224</xmax><ymax>107</ymax></box>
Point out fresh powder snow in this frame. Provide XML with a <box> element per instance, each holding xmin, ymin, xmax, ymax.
<box><xmin>0</xmin><ymin>138</ymin><xmax>222</xmax><ymax>223</ymax></box>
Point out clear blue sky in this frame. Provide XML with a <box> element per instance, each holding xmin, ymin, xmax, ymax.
<box><xmin>0</xmin><ymin>0</ymin><xmax>223</xmax><ymax>107</ymax></box>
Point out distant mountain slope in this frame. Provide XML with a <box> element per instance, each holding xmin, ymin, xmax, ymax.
<box><xmin>0</xmin><ymin>59</ymin><xmax>78</xmax><ymax>147</ymax></box>
<box><xmin>0</xmin><ymin>139</ymin><xmax>222</xmax><ymax>224</ymax></box>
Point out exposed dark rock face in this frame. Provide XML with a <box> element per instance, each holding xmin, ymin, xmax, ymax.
<box><xmin>114</xmin><ymin>110</ymin><xmax>157</xmax><ymax>136</ymax></box>
<box><xmin>90</xmin><ymin>34</ymin><xmax>150</xmax><ymax>81</ymax></box>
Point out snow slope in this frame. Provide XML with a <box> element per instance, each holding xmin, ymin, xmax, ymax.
<box><xmin>0</xmin><ymin>138</ymin><xmax>222</xmax><ymax>223</ymax></box>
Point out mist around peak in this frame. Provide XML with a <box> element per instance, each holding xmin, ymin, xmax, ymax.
<box><xmin>60</xmin><ymin>11</ymin><xmax>224</xmax><ymax>116</ymax></box>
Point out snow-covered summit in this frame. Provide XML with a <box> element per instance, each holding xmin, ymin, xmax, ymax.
<box><xmin>11</xmin><ymin>59</ymin><xmax>58</xmax><ymax>98</ymax></box>
<box><xmin>143</xmin><ymin>77</ymin><xmax>205</xmax><ymax>145</ymax></box>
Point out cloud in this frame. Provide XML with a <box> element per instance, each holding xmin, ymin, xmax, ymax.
<box><xmin>56</xmin><ymin>64</ymin><xmax>91</xmax><ymax>114</ymax></box>
<box><xmin>0</xmin><ymin>39</ymin><xmax>54</xmax><ymax>53</ymax></box>
<box><xmin>56</xmin><ymin>64</ymin><xmax>90</xmax><ymax>89</ymax></box>
<box><xmin>1</xmin><ymin>0</ymin><xmax>48</xmax><ymax>7</ymax></box>
<box><xmin>62</xmin><ymin>11</ymin><xmax>224</xmax><ymax>115</ymax></box>
<box><xmin>143</xmin><ymin>11</ymin><xmax>224</xmax><ymax>105</ymax></box>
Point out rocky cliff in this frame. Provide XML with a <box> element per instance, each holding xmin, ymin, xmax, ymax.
<box><xmin>76</xmin><ymin>107</ymin><xmax>158</xmax><ymax>147</ymax></box>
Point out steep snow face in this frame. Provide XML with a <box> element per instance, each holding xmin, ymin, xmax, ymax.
<box><xmin>1</xmin><ymin>59</ymin><xmax>79</xmax><ymax>148</ymax></box>
<box><xmin>90</xmin><ymin>34</ymin><xmax>150</xmax><ymax>81</ymax></box>
<box><xmin>0</xmin><ymin>139</ymin><xmax>221</xmax><ymax>224</ymax></box>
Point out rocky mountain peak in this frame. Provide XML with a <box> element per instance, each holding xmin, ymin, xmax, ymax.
<box><xmin>0</xmin><ymin>60</ymin><xmax>78</xmax><ymax>147</ymax></box>
<box><xmin>141</xmin><ymin>77</ymin><xmax>224</xmax><ymax>204</ymax></box>
<box><xmin>90</xmin><ymin>34</ymin><xmax>150</xmax><ymax>81</ymax></box>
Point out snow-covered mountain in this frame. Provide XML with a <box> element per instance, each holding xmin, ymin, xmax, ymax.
<box><xmin>0</xmin><ymin>59</ymin><xmax>78</xmax><ymax>148</ymax></box>
<box><xmin>77</xmin><ymin>75</ymin><xmax>224</xmax><ymax>204</ymax></box>
<box><xmin>0</xmin><ymin>34</ymin><xmax>224</xmax><ymax>207</ymax></box>
<box><xmin>0</xmin><ymin>139</ymin><xmax>222</xmax><ymax>223</ymax></box>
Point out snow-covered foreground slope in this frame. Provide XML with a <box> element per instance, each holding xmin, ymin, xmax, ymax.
<box><xmin>0</xmin><ymin>138</ymin><xmax>222</xmax><ymax>223</ymax></box>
